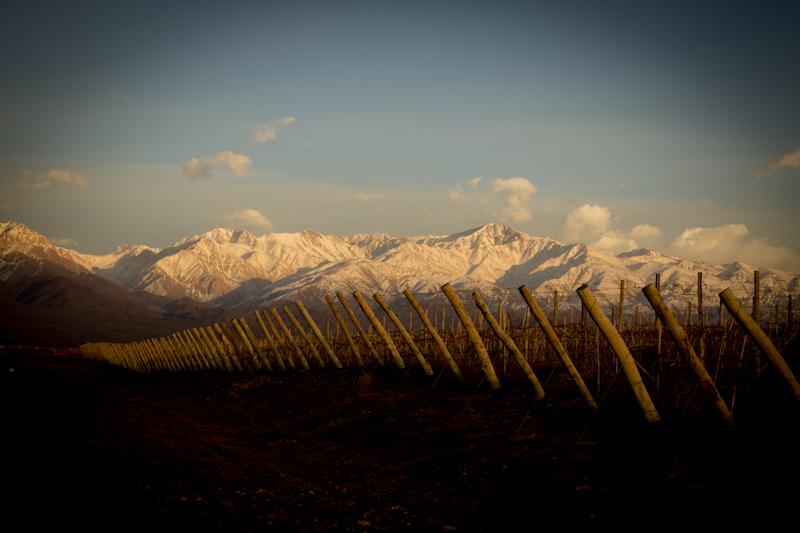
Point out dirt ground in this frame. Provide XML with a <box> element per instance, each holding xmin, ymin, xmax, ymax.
<box><xmin>1</xmin><ymin>351</ymin><xmax>798</xmax><ymax>531</ymax></box>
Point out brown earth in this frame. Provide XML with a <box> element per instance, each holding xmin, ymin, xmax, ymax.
<box><xmin>1</xmin><ymin>351</ymin><xmax>798</xmax><ymax>531</ymax></box>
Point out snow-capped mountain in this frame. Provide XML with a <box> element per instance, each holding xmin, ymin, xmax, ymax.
<box><xmin>1</xmin><ymin>221</ymin><xmax>797</xmax><ymax>312</ymax></box>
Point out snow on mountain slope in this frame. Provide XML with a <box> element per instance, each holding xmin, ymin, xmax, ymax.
<box><xmin>2</xmin><ymin>220</ymin><xmax>797</xmax><ymax>310</ymax></box>
<box><xmin>0</xmin><ymin>221</ymin><xmax>90</xmax><ymax>276</ymax></box>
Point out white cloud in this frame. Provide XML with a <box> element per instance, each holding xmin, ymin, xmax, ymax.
<box><xmin>490</xmin><ymin>177</ymin><xmax>536</xmax><ymax>223</ymax></box>
<box><xmin>182</xmin><ymin>151</ymin><xmax>253</xmax><ymax>177</ymax></box>
<box><xmin>563</xmin><ymin>203</ymin><xmax>610</xmax><ymax>242</ymax></box>
<box><xmin>251</xmin><ymin>115</ymin><xmax>296</xmax><ymax>144</ymax></box>
<box><xmin>562</xmin><ymin>204</ymin><xmax>663</xmax><ymax>253</ymax></box>
<box><xmin>355</xmin><ymin>192</ymin><xmax>383</xmax><ymax>203</ymax></box>
<box><xmin>669</xmin><ymin>223</ymin><xmax>800</xmax><ymax>271</ymax></box>
<box><xmin>22</xmin><ymin>169</ymin><xmax>88</xmax><ymax>189</ymax></box>
<box><xmin>756</xmin><ymin>147</ymin><xmax>800</xmax><ymax>179</ymax></box>
<box><xmin>467</xmin><ymin>176</ymin><xmax>482</xmax><ymax>187</ymax></box>
<box><xmin>53</xmin><ymin>237</ymin><xmax>79</xmax><ymax>249</ymax></box>
<box><xmin>593</xmin><ymin>230</ymin><xmax>637</xmax><ymax>253</ymax></box>
<box><xmin>630</xmin><ymin>224</ymin><xmax>662</xmax><ymax>239</ymax></box>
<box><xmin>218</xmin><ymin>208</ymin><xmax>273</xmax><ymax>232</ymax></box>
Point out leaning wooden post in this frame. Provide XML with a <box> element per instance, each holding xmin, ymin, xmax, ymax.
<box><xmin>719</xmin><ymin>288</ymin><xmax>800</xmax><ymax>402</ymax></box>
<box><xmin>178</xmin><ymin>331</ymin><xmax>204</xmax><ymax>370</ymax></box>
<box><xmin>175</xmin><ymin>332</ymin><xmax>201</xmax><ymax>371</ymax></box>
<box><xmin>202</xmin><ymin>326</ymin><xmax>233</xmax><ymax>372</ymax></box>
<box><xmin>373</xmin><ymin>292</ymin><xmax>433</xmax><ymax>375</ymax></box>
<box><xmin>353</xmin><ymin>291</ymin><xmax>406</xmax><ymax>369</ymax></box>
<box><xmin>143</xmin><ymin>339</ymin><xmax>161</xmax><ymax>371</ymax></box>
<box><xmin>552</xmin><ymin>290</ymin><xmax>559</xmax><ymax>327</ymax></box>
<box><xmin>325</xmin><ymin>294</ymin><xmax>364</xmax><ymax>367</ymax></box>
<box><xmin>753</xmin><ymin>270</ymin><xmax>760</xmax><ymax>323</ymax></box>
<box><xmin>697</xmin><ymin>272</ymin><xmax>704</xmax><ymax>328</ymax></box>
<box><xmin>283</xmin><ymin>306</ymin><xmax>325</xmax><ymax>368</ymax></box>
<box><xmin>518</xmin><ymin>285</ymin><xmax>598</xmax><ymax>410</ymax></box>
<box><xmin>230</xmin><ymin>319</ymin><xmax>263</xmax><ymax>371</ymax></box>
<box><xmin>222</xmin><ymin>322</ymin><xmax>253</xmax><ymax>371</ymax></box>
<box><xmin>441</xmin><ymin>283</ymin><xmax>501</xmax><ymax>390</ymax></box>
<box><xmin>295</xmin><ymin>300</ymin><xmax>343</xmax><ymax>368</ymax></box>
<box><xmin>618</xmin><ymin>280</ymin><xmax>625</xmax><ymax>332</ymax></box>
<box><xmin>163</xmin><ymin>337</ymin><xmax>183</xmax><ymax>372</ymax></box>
<box><xmin>235</xmin><ymin>318</ymin><xmax>274</xmax><ymax>371</ymax></box>
<box><xmin>577</xmin><ymin>284</ymin><xmax>661</xmax><ymax>423</ymax></box>
<box><xmin>403</xmin><ymin>289</ymin><xmax>463</xmax><ymax>379</ymax></box>
<box><xmin>168</xmin><ymin>333</ymin><xmax>199</xmax><ymax>372</ymax></box>
<box><xmin>336</xmin><ymin>291</ymin><xmax>383</xmax><ymax>365</ymax></box>
<box><xmin>655</xmin><ymin>273</ymin><xmax>663</xmax><ymax>355</ymax></box>
<box><xmin>238</xmin><ymin>317</ymin><xmax>278</xmax><ymax>371</ymax></box>
<box><xmin>262</xmin><ymin>310</ymin><xmax>295</xmax><ymax>369</ymax></box>
<box><xmin>184</xmin><ymin>331</ymin><xmax>208</xmax><ymax>370</ymax></box>
<box><xmin>252</xmin><ymin>310</ymin><xmax>287</xmax><ymax>370</ymax></box>
<box><xmin>643</xmin><ymin>284</ymin><xmax>736</xmax><ymax>428</ymax></box>
<box><xmin>270</xmin><ymin>308</ymin><xmax>310</xmax><ymax>370</ymax></box>
<box><xmin>473</xmin><ymin>290</ymin><xmax>544</xmax><ymax>398</ymax></box>
<box><xmin>152</xmin><ymin>338</ymin><xmax>170</xmax><ymax>372</ymax></box>
<box><xmin>214</xmin><ymin>323</ymin><xmax>244</xmax><ymax>371</ymax></box>
<box><xmin>190</xmin><ymin>328</ymin><xmax>219</xmax><ymax>370</ymax></box>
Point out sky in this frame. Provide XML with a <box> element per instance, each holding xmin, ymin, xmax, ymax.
<box><xmin>1</xmin><ymin>0</ymin><xmax>799</xmax><ymax>270</ymax></box>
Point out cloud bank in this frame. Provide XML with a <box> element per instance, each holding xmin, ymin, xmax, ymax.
<box><xmin>669</xmin><ymin>223</ymin><xmax>800</xmax><ymax>271</ymax></box>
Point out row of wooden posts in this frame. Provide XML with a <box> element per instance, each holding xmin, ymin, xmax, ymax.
<box><xmin>80</xmin><ymin>282</ymin><xmax>800</xmax><ymax>428</ymax></box>
<box><xmin>548</xmin><ymin>271</ymin><xmax>794</xmax><ymax>331</ymax></box>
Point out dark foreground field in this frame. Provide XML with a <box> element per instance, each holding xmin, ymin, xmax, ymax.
<box><xmin>1</xmin><ymin>352</ymin><xmax>798</xmax><ymax>531</ymax></box>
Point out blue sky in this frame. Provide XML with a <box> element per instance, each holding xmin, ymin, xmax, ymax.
<box><xmin>1</xmin><ymin>1</ymin><xmax>799</xmax><ymax>270</ymax></box>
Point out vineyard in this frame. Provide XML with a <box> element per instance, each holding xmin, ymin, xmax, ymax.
<box><xmin>80</xmin><ymin>271</ymin><xmax>800</xmax><ymax>428</ymax></box>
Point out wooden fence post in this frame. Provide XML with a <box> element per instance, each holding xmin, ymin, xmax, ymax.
<box><xmin>263</xmin><ymin>310</ymin><xmax>295</xmax><ymax>369</ymax></box>
<box><xmin>238</xmin><ymin>318</ymin><xmax>275</xmax><ymax>371</ymax></box>
<box><xmin>697</xmin><ymin>272</ymin><xmax>704</xmax><ymax>328</ymax></box>
<box><xmin>202</xmin><ymin>326</ymin><xmax>233</xmax><ymax>372</ymax></box>
<box><xmin>270</xmin><ymin>308</ymin><xmax>311</xmax><ymax>370</ymax></box>
<box><xmin>231</xmin><ymin>319</ymin><xmax>264</xmax><ymax>371</ymax></box>
<box><xmin>373</xmin><ymin>292</ymin><xmax>433</xmax><ymax>375</ymax></box>
<box><xmin>336</xmin><ymin>291</ymin><xmax>383</xmax><ymax>365</ymax></box>
<box><xmin>719</xmin><ymin>288</ymin><xmax>800</xmax><ymax>402</ymax></box>
<box><xmin>221</xmin><ymin>322</ymin><xmax>251</xmax><ymax>371</ymax></box>
<box><xmin>325</xmin><ymin>294</ymin><xmax>364</xmax><ymax>367</ymax></box>
<box><xmin>253</xmin><ymin>310</ymin><xmax>289</xmax><ymax>370</ymax></box>
<box><xmin>753</xmin><ymin>270</ymin><xmax>760</xmax><ymax>323</ymax></box>
<box><xmin>283</xmin><ymin>306</ymin><xmax>325</xmax><ymax>368</ymax></box>
<box><xmin>214</xmin><ymin>323</ymin><xmax>244</xmax><ymax>371</ymax></box>
<box><xmin>577</xmin><ymin>284</ymin><xmax>661</xmax><ymax>423</ymax></box>
<box><xmin>353</xmin><ymin>291</ymin><xmax>405</xmax><ymax>369</ymax></box>
<box><xmin>643</xmin><ymin>284</ymin><xmax>736</xmax><ymax>428</ymax></box>
<box><xmin>190</xmin><ymin>328</ymin><xmax>219</xmax><ymax>370</ymax></box>
<box><xmin>618</xmin><ymin>280</ymin><xmax>625</xmax><ymax>332</ymax></box>
<box><xmin>553</xmin><ymin>290</ymin><xmax>559</xmax><ymax>326</ymax></box>
<box><xmin>441</xmin><ymin>283</ymin><xmax>501</xmax><ymax>390</ymax></box>
<box><xmin>403</xmin><ymin>289</ymin><xmax>463</xmax><ymax>379</ymax></box>
<box><xmin>518</xmin><ymin>285</ymin><xmax>598</xmax><ymax>410</ymax></box>
<box><xmin>473</xmin><ymin>290</ymin><xmax>544</xmax><ymax>398</ymax></box>
<box><xmin>295</xmin><ymin>301</ymin><xmax>343</xmax><ymax>369</ymax></box>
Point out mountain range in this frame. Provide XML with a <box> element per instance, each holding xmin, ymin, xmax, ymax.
<box><xmin>2</xmin><ymin>220</ymin><xmax>797</xmax><ymax>344</ymax></box>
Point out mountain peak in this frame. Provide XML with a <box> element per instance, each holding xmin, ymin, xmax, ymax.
<box><xmin>445</xmin><ymin>223</ymin><xmax>524</xmax><ymax>244</ymax></box>
<box><xmin>0</xmin><ymin>220</ymin><xmax>53</xmax><ymax>249</ymax></box>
